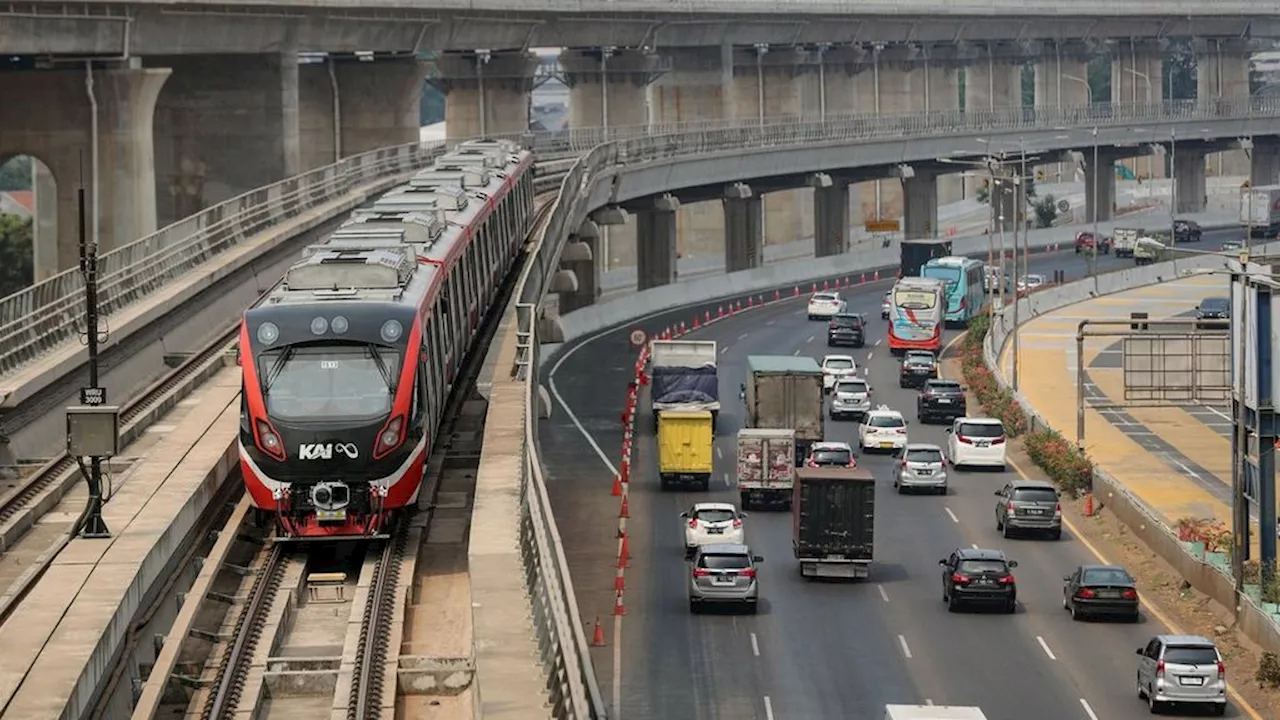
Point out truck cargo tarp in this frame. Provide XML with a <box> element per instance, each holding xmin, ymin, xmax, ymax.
<box><xmin>652</xmin><ymin>366</ymin><xmax>720</xmax><ymax>405</ymax></box>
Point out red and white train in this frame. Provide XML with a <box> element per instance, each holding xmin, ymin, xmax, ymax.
<box><xmin>238</xmin><ymin>139</ymin><xmax>535</xmax><ymax>539</ymax></box>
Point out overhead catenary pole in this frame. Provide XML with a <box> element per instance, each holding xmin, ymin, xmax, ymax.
<box><xmin>78</xmin><ymin>185</ymin><xmax>109</xmax><ymax>539</ymax></box>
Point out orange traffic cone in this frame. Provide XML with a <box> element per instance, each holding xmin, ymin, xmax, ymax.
<box><xmin>591</xmin><ymin>616</ymin><xmax>606</xmax><ymax>646</ymax></box>
<box><xmin>620</xmin><ymin>494</ymin><xmax>630</xmax><ymax>518</ymax></box>
<box><xmin>873</xmin><ymin>270</ymin><xmax>879</xmax><ymax>281</ymax></box>
<box><xmin>1084</xmin><ymin>493</ymin><xmax>1095</xmax><ymax>517</ymax></box>
<box><xmin>613</xmin><ymin>592</ymin><xmax>626</xmax><ymax>616</ymax></box>
<box><xmin>860</xmin><ymin>272</ymin><xmax>866</xmax><ymax>284</ymax></box>
<box><xmin>611</xmin><ymin>474</ymin><xmax>623</xmax><ymax>497</ymax></box>
<box><xmin>775</xmin><ymin>289</ymin><xmax>782</xmax><ymax>301</ymax></box>
<box><xmin>619</xmin><ymin>532</ymin><xmax>631</xmax><ymax>567</ymax></box>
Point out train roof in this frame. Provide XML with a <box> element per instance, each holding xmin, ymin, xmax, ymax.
<box><xmin>252</xmin><ymin>137</ymin><xmax>529</xmax><ymax>314</ymax></box>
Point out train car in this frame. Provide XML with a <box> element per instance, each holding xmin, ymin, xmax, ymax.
<box><xmin>238</xmin><ymin>139</ymin><xmax>535</xmax><ymax>539</ymax></box>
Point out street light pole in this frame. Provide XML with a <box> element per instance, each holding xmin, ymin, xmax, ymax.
<box><xmin>1011</xmin><ymin>169</ymin><xmax>1021</xmax><ymax>393</ymax></box>
<box><xmin>1170</xmin><ymin>128</ymin><xmax>1177</xmax><ymax>246</ymax></box>
<box><xmin>1091</xmin><ymin>126</ymin><xmax>1100</xmax><ymax>277</ymax></box>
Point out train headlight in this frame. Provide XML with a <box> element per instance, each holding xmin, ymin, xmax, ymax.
<box><xmin>257</xmin><ymin>322</ymin><xmax>280</xmax><ymax>346</ymax></box>
<box><xmin>254</xmin><ymin>419</ymin><xmax>286</xmax><ymax>461</ymax></box>
<box><xmin>374</xmin><ymin>415</ymin><xmax>405</xmax><ymax>460</ymax></box>
<box><xmin>380</xmin><ymin>319</ymin><xmax>403</xmax><ymax>343</ymax></box>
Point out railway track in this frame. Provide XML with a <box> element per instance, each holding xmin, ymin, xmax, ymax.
<box><xmin>150</xmin><ymin>194</ymin><xmax>558</xmax><ymax>720</ymax></box>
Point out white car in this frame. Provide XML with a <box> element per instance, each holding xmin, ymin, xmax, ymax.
<box><xmin>946</xmin><ymin>417</ymin><xmax>1008</xmax><ymax>470</ymax></box>
<box><xmin>681</xmin><ymin>502</ymin><xmax>746</xmax><ymax>557</ymax></box>
<box><xmin>808</xmin><ymin>292</ymin><xmax>845</xmax><ymax>320</ymax></box>
<box><xmin>859</xmin><ymin>405</ymin><xmax>908</xmax><ymax>453</ymax></box>
<box><xmin>830</xmin><ymin>378</ymin><xmax>872</xmax><ymax>420</ymax></box>
<box><xmin>1017</xmin><ymin>274</ymin><xmax>1047</xmax><ymax>292</ymax></box>
<box><xmin>821</xmin><ymin>354</ymin><xmax>858</xmax><ymax>392</ymax></box>
<box><xmin>880</xmin><ymin>291</ymin><xmax>892</xmax><ymax>319</ymax></box>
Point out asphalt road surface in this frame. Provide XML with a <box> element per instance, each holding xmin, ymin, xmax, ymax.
<box><xmin>540</xmin><ymin>230</ymin><xmax>1249</xmax><ymax>720</ymax></box>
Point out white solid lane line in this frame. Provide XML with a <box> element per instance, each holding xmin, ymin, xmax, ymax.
<box><xmin>944</xmin><ymin>507</ymin><xmax>960</xmax><ymax>524</ymax></box>
<box><xmin>1036</xmin><ymin>635</ymin><xmax>1058</xmax><ymax>660</ymax></box>
<box><xmin>897</xmin><ymin>635</ymin><xmax>913</xmax><ymax>659</ymax></box>
<box><xmin>1079</xmin><ymin>698</ymin><xmax>1099</xmax><ymax>720</ymax></box>
<box><xmin>750</xmin><ymin>632</ymin><xmax>760</xmax><ymax>657</ymax></box>
<box><xmin>763</xmin><ymin>696</ymin><xmax>775</xmax><ymax>720</ymax></box>
<box><xmin>877</xmin><ymin>584</ymin><xmax>890</xmax><ymax>602</ymax></box>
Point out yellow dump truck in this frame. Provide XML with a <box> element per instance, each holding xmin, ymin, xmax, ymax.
<box><xmin>657</xmin><ymin>410</ymin><xmax>714</xmax><ymax>491</ymax></box>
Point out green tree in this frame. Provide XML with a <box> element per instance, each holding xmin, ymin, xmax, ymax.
<box><xmin>0</xmin><ymin>214</ymin><xmax>34</xmax><ymax>297</ymax></box>
<box><xmin>0</xmin><ymin>156</ymin><xmax>32</xmax><ymax>192</ymax></box>
<box><xmin>1022</xmin><ymin>175</ymin><xmax>1038</xmax><ymax>200</ymax></box>
<box><xmin>1087</xmin><ymin>56</ymin><xmax>1112</xmax><ymax>103</ymax></box>
<box><xmin>1021</xmin><ymin>62</ymin><xmax>1036</xmax><ymax>107</ymax></box>
<box><xmin>1034</xmin><ymin>194</ymin><xmax>1059</xmax><ymax>229</ymax></box>
<box><xmin>419</xmin><ymin>84</ymin><xmax>445</xmax><ymax>126</ymax></box>
<box><xmin>1164</xmin><ymin>37</ymin><xmax>1196</xmax><ymax>100</ymax></box>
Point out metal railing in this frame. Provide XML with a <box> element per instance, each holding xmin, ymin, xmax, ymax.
<box><xmin>507</xmin><ymin>95</ymin><xmax>1280</xmax><ymax>719</ymax></box>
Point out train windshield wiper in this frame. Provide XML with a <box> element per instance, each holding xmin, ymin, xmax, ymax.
<box><xmin>262</xmin><ymin>346</ymin><xmax>295</xmax><ymax>394</ymax></box>
<box><xmin>367</xmin><ymin>345</ymin><xmax>394</xmax><ymax>390</ymax></box>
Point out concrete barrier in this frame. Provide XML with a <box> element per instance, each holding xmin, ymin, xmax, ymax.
<box><xmin>980</xmin><ymin>242</ymin><xmax>1280</xmax><ymax>656</ymax></box>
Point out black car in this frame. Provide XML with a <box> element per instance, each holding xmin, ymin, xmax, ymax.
<box><xmin>1173</xmin><ymin>219</ymin><xmax>1202</xmax><ymax>243</ymax></box>
<box><xmin>940</xmin><ymin>547</ymin><xmax>1017</xmax><ymax>613</ymax></box>
<box><xmin>899</xmin><ymin>351</ymin><xmax>938</xmax><ymax>388</ymax></box>
<box><xmin>917</xmin><ymin>379</ymin><xmax>967</xmax><ymax>423</ymax></box>
<box><xmin>1062</xmin><ymin>564</ymin><xmax>1140</xmax><ymax>622</ymax></box>
<box><xmin>827</xmin><ymin>313</ymin><xmax>866</xmax><ymax>348</ymax></box>
<box><xmin>1195</xmin><ymin>296</ymin><xmax>1230</xmax><ymax>330</ymax></box>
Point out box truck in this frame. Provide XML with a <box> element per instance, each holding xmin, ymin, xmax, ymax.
<box><xmin>1241</xmin><ymin>184</ymin><xmax>1280</xmax><ymax>237</ymax></box>
<box><xmin>736</xmin><ymin>428</ymin><xmax>796</xmax><ymax>510</ymax></box>
<box><xmin>793</xmin><ymin>466</ymin><xmax>876</xmax><ymax>579</ymax></box>
<box><xmin>744</xmin><ymin>356</ymin><xmax>824</xmax><ymax>465</ymax></box>
<box><xmin>657</xmin><ymin>410</ymin><xmax>714</xmax><ymax>491</ymax></box>
<box><xmin>650</xmin><ymin>340</ymin><xmax>720</xmax><ymax>430</ymax></box>
<box><xmin>901</xmin><ymin>238</ymin><xmax>953</xmax><ymax>277</ymax></box>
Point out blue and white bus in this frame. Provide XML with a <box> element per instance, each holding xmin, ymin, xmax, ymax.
<box><xmin>921</xmin><ymin>256</ymin><xmax>986</xmax><ymax>326</ymax></box>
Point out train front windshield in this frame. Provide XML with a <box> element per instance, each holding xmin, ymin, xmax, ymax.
<box><xmin>259</xmin><ymin>343</ymin><xmax>401</xmax><ymax>422</ymax></box>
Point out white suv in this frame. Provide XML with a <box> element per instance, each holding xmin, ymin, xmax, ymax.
<box><xmin>946</xmin><ymin>417</ymin><xmax>1007</xmax><ymax>470</ymax></box>
<box><xmin>859</xmin><ymin>405</ymin><xmax>908</xmax><ymax>453</ymax></box>
<box><xmin>808</xmin><ymin>292</ymin><xmax>845</xmax><ymax>320</ymax></box>
<box><xmin>821</xmin><ymin>354</ymin><xmax>858</xmax><ymax>393</ymax></box>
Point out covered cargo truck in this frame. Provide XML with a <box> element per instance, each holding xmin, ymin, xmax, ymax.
<box><xmin>883</xmin><ymin>705</ymin><xmax>988</xmax><ymax>720</ymax></box>
<box><xmin>657</xmin><ymin>410</ymin><xmax>714</xmax><ymax>491</ymax></box>
<box><xmin>650</xmin><ymin>340</ymin><xmax>720</xmax><ymax>431</ymax></box>
<box><xmin>1240</xmin><ymin>184</ymin><xmax>1280</xmax><ymax>236</ymax></box>
<box><xmin>793</xmin><ymin>466</ymin><xmax>875</xmax><ymax>579</ymax></box>
<box><xmin>744</xmin><ymin>355</ymin><xmax>824</xmax><ymax>465</ymax></box>
<box><xmin>900</xmin><ymin>238</ymin><xmax>953</xmax><ymax>278</ymax></box>
<box><xmin>736</xmin><ymin>428</ymin><xmax>796</xmax><ymax>509</ymax></box>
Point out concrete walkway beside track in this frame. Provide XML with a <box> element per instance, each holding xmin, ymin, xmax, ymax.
<box><xmin>0</xmin><ymin>366</ymin><xmax>240</xmax><ymax>719</ymax></box>
<box><xmin>996</xmin><ymin>274</ymin><xmax>1252</xmax><ymax>538</ymax></box>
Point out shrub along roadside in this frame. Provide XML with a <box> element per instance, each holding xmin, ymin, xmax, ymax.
<box><xmin>955</xmin><ymin>309</ymin><xmax>1094</xmax><ymax>498</ymax></box>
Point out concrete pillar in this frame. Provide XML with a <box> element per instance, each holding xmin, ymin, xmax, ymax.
<box><xmin>1173</xmin><ymin>147</ymin><xmax>1209</xmax><ymax>214</ymax></box>
<box><xmin>0</xmin><ymin>66</ymin><xmax>171</xmax><ymax>272</ymax></box>
<box><xmin>636</xmin><ymin>196</ymin><xmax>679</xmax><ymax>290</ymax></box>
<box><xmin>1111</xmin><ymin>39</ymin><xmax>1165</xmax><ymax>180</ymax></box>
<box><xmin>1033</xmin><ymin>42</ymin><xmax>1092</xmax><ymax>183</ymax></box>
<box><xmin>1251</xmin><ymin>140</ymin><xmax>1280</xmax><ymax>187</ymax></box>
<box><xmin>434</xmin><ymin>51</ymin><xmax>537</xmax><ymax>141</ymax></box>
<box><xmin>723</xmin><ymin>183</ymin><xmax>764</xmax><ymax>272</ymax></box>
<box><xmin>1085</xmin><ymin>150</ymin><xmax>1120</xmax><ymax>223</ymax></box>
<box><xmin>963</xmin><ymin>43</ymin><xmax>1023</xmax><ymax>198</ymax></box>
<box><xmin>298</xmin><ymin>57</ymin><xmax>427</xmax><ymax>171</ymax></box>
<box><xmin>902</xmin><ymin>172</ymin><xmax>939</xmax><ymax>241</ymax></box>
<box><xmin>1197</xmin><ymin>39</ymin><xmax>1252</xmax><ymax>178</ymax></box>
<box><xmin>149</xmin><ymin>53</ymin><xmax>299</xmax><ymax>227</ymax></box>
<box><xmin>31</xmin><ymin>160</ymin><xmax>57</xmax><ymax>283</ymax></box>
<box><xmin>810</xmin><ymin>174</ymin><xmax>850</xmax><ymax>257</ymax></box>
<box><xmin>557</xmin><ymin>220</ymin><xmax>600</xmax><ymax>314</ymax></box>
<box><xmin>560</xmin><ymin>49</ymin><xmax>658</xmax><ymax>129</ymax></box>
<box><xmin>647</xmin><ymin>46</ymin><xmax>733</xmax><ymax>267</ymax></box>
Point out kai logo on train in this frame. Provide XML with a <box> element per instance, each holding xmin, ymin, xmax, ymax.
<box><xmin>298</xmin><ymin>443</ymin><xmax>359</xmax><ymax>460</ymax></box>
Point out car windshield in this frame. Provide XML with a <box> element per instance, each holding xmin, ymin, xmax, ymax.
<box><xmin>958</xmin><ymin>559</ymin><xmax>1008</xmax><ymax>574</ymax></box>
<box><xmin>812</xmin><ymin>449</ymin><xmax>852</xmax><ymax>465</ymax></box>
<box><xmin>832</xmin><ymin>316</ymin><xmax>861</xmax><ymax>328</ymax></box>
<box><xmin>1081</xmin><ymin>568</ymin><xmax>1134</xmax><ymax>585</ymax></box>
<box><xmin>1012</xmin><ymin>487</ymin><xmax>1059</xmax><ymax>503</ymax></box>
<box><xmin>870</xmin><ymin>415</ymin><xmax>905</xmax><ymax>428</ymax></box>
<box><xmin>906</xmin><ymin>354</ymin><xmax>935</xmax><ymax>366</ymax></box>
<box><xmin>1163</xmin><ymin>646</ymin><xmax>1219</xmax><ymax>665</ymax></box>
<box><xmin>699</xmin><ymin>553</ymin><xmax>751</xmax><ymax>570</ymax></box>
<box><xmin>259</xmin><ymin>343</ymin><xmax>399</xmax><ymax>421</ymax></box>
<box><xmin>926</xmin><ymin>381</ymin><xmax>961</xmax><ymax>392</ymax></box>
<box><xmin>894</xmin><ymin>289</ymin><xmax>937</xmax><ymax>309</ymax></box>
<box><xmin>835</xmin><ymin>381</ymin><xmax>867</xmax><ymax>394</ymax></box>
<box><xmin>905</xmin><ymin>448</ymin><xmax>944</xmax><ymax>463</ymax></box>
<box><xmin>1200</xmin><ymin>298</ymin><xmax>1229</xmax><ymax>313</ymax></box>
<box><xmin>825</xmin><ymin>358</ymin><xmax>854</xmax><ymax>370</ymax></box>
<box><xmin>693</xmin><ymin>508</ymin><xmax>736</xmax><ymax>523</ymax></box>
<box><xmin>958</xmin><ymin>422</ymin><xmax>1003</xmax><ymax>437</ymax></box>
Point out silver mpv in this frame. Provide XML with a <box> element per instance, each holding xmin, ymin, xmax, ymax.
<box><xmin>688</xmin><ymin>543</ymin><xmax>762</xmax><ymax>613</ymax></box>
<box><xmin>1136</xmin><ymin>634</ymin><xmax>1227</xmax><ymax>715</ymax></box>
<box><xmin>895</xmin><ymin>443</ymin><xmax>948</xmax><ymax>494</ymax></box>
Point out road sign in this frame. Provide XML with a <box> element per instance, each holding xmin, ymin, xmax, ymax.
<box><xmin>864</xmin><ymin>219</ymin><xmax>900</xmax><ymax>233</ymax></box>
<box><xmin>80</xmin><ymin>387</ymin><xmax>106</xmax><ymax>406</ymax></box>
<box><xmin>629</xmin><ymin>329</ymin><xmax>647</xmax><ymax>347</ymax></box>
<box><xmin>1057</xmin><ymin>199</ymin><xmax>1070</xmax><ymax>212</ymax></box>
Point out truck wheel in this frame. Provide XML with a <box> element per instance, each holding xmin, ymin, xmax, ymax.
<box><xmin>700</xmin><ymin>477</ymin><xmax>710</xmax><ymax>491</ymax></box>
<box><xmin>740</xmin><ymin>492</ymin><xmax>751</xmax><ymax>510</ymax></box>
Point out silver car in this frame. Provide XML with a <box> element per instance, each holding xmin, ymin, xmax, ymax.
<box><xmin>895</xmin><ymin>443</ymin><xmax>948</xmax><ymax>494</ymax></box>
<box><xmin>1136</xmin><ymin>634</ymin><xmax>1227</xmax><ymax>714</ymax></box>
<box><xmin>830</xmin><ymin>378</ymin><xmax>872</xmax><ymax>420</ymax></box>
<box><xmin>688</xmin><ymin>543</ymin><xmax>762</xmax><ymax>613</ymax></box>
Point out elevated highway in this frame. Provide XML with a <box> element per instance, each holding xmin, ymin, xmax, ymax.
<box><xmin>0</xmin><ymin>97</ymin><xmax>1274</xmax><ymax>719</ymax></box>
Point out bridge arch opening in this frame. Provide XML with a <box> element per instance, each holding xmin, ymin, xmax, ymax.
<box><xmin>0</xmin><ymin>153</ymin><xmax>56</xmax><ymax>296</ymax></box>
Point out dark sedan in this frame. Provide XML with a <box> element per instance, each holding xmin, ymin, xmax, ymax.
<box><xmin>1063</xmin><ymin>564</ymin><xmax>1140</xmax><ymax>621</ymax></box>
<box><xmin>899</xmin><ymin>351</ymin><xmax>938</xmax><ymax>389</ymax></box>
